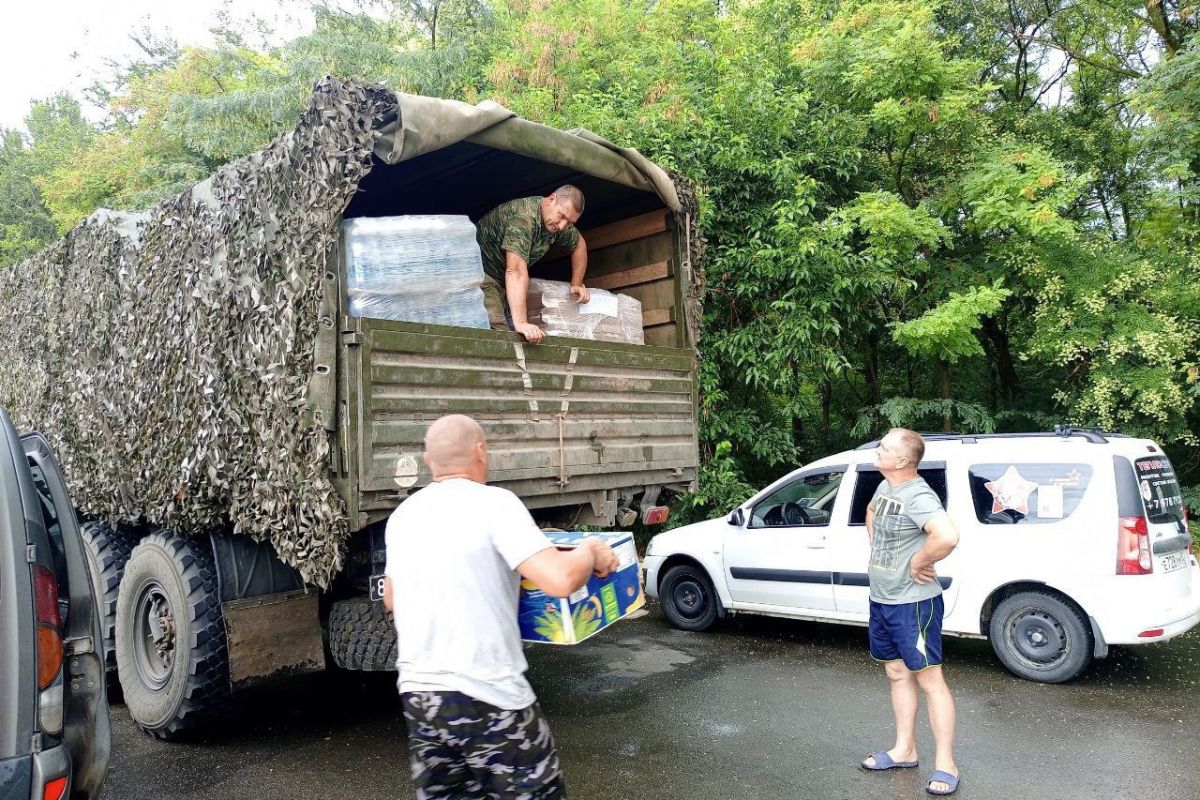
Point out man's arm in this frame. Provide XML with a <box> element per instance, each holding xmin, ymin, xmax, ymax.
<box><xmin>910</xmin><ymin>514</ymin><xmax>959</xmax><ymax>584</ymax></box>
<box><xmin>568</xmin><ymin>234</ymin><xmax>590</xmax><ymax>304</ymax></box>
<box><xmin>504</xmin><ymin>250</ymin><xmax>544</xmax><ymax>343</ymax></box>
<box><xmin>865</xmin><ymin>503</ymin><xmax>875</xmax><ymax>546</ymax></box>
<box><xmin>517</xmin><ymin>538</ymin><xmax>619</xmax><ymax>598</ymax></box>
<box><xmin>382</xmin><ymin>577</ymin><xmax>394</xmax><ymax>613</ymax></box>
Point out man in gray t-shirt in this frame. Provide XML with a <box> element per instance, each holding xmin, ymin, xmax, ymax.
<box><xmin>860</xmin><ymin>429</ymin><xmax>962</xmax><ymax>797</ymax></box>
<box><xmin>868</xmin><ymin>476</ymin><xmax>947</xmax><ymax>604</ymax></box>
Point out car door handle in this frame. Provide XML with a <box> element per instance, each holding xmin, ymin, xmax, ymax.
<box><xmin>804</xmin><ymin>538</ymin><xmax>826</xmax><ymax>549</ymax></box>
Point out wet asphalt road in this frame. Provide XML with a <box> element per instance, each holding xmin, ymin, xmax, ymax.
<box><xmin>99</xmin><ymin>608</ymin><xmax>1200</xmax><ymax>800</ymax></box>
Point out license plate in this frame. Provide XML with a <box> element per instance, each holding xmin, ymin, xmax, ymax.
<box><xmin>1161</xmin><ymin>551</ymin><xmax>1189</xmax><ymax>573</ymax></box>
<box><xmin>369</xmin><ymin>573</ymin><xmax>387</xmax><ymax>602</ymax></box>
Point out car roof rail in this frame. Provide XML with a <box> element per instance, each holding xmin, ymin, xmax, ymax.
<box><xmin>854</xmin><ymin>427</ymin><xmax>1120</xmax><ymax>450</ymax></box>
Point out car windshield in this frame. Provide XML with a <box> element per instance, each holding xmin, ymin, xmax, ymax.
<box><xmin>1134</xmin><ymin>456</ymin><xmax>1186</xmax><ymax>525</ymax></box>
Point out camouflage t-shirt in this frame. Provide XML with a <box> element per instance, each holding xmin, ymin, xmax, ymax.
<box><xmin>475</xmin><ymin>197</ymin><xmax>581</xmax><ymax>287</ymax></box>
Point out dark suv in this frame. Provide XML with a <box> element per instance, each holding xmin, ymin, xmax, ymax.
<box><xmin>1</xmin><ymin>406</ymin><xmax>109</xmax><ymax>800</ymax></box>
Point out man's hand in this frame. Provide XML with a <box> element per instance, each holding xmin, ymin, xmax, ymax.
<box><xmin>910</xmin><ymin>559</ymin><xmax>938</xmax><ymax>585</ymax></box>
<box><xmin>570</xmin><ymin>283</ymin><xmax>591</xmax><ymax>305</ymax></box>
<box><xmin>515</xmin><ymin>321</ymin><xmax>545</xmax><ymax>343</ymax></box>
<box><xmin>585</xmin><ymin>538</ymin><xmax>620</xmax><ymax>578</ymax></box>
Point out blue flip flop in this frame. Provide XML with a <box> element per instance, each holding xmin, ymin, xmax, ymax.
<box><xmin>861</xmin><ymin>751</ymin><xmax>918</xmax><ymax>771</ymax></box>
<box><xmin>926</xmin><ymin>770</ymin><xmax>960</xmax><ymax>795</ymax></box>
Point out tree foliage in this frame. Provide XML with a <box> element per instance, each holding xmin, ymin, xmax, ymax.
<box><xmin>1</xmin><ymin>0</ymin><xmax>1197</xmax><ymax>517</ymax></box>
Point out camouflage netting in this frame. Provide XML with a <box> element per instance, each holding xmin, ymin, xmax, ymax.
<box><xmin>0</xmin><ymin>77</ymin><xmax>396</xmax><ymax>587</ymax></box>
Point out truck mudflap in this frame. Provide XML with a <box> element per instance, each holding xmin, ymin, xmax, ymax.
<box><xmin>221</xmin><ymin>591</ymin><xmax>326</xmax><ymax>689</ymax></box>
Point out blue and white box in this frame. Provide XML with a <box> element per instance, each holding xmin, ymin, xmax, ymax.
<box><xmin>519</xmin><ymin>532</ymin><xmax>644</xmax><ymax>644</ymax></box>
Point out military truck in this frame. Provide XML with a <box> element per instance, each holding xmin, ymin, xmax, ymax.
<box><xmin>0</xmin><ymin>78</ymin><xmax>701</xmax><ymax>739</ymax></box>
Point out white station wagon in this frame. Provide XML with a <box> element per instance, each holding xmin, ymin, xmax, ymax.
<box><xmin>644</xmin><ymin>429</ymin><xmax>1200</xmax><ymax>682</ymax></box>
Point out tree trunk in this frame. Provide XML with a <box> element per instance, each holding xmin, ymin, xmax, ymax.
<box><xmin>939</xmin><ymin>358</ymin><xmax>952</xmax><ymax>432</ymax></box>
<box><xmin>863</xmin><ymin>334</ymin><xmax>882</xmax><ymax>405</ymax></box>
<box><xmin>980</xmin><ymin>315</ymin><xmax>1022</xmax><ymax>404</ymax></box>
<box><xmin>820</xmin><ymin>377</ymin><xmax>832</xmax><ymax>432</ymax></box>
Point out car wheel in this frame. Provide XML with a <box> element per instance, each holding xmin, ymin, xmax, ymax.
<box><xmin>660</xmin><ymin>564</ymin><xmax>720</xmax><ymax>632</ymax></box>
<box><xmin>80</xmin><ymin>520</ymin><xmax>139</xmax><ymax>695</ymax></box>
<box><xmin>989</xmin><ymin>590</ymin><xmax>1092</xmax><ymax>683</ymax></box>
<box><xmin>115</xmin><ymin>530</ymin><xmax>229</xmax><ymax>739</ymax></box>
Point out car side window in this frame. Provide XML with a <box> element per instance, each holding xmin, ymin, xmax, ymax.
<box><xmin>749</xmin><ymin>471</ymin><xmax>844</xmax><ymax>528</ymax></box>
<box><xmin>28</xmin><ymin>458</ymin><xmax>70</xmax><ymax>616</ymax></box>
<box><xmin>849</xmin><ymin>468</ymin><xmax>948</xmax><ymax>526</ymax></box>
<box><xmin>968</xmin><ymin>463</ymin><xmax>1093</xmax><ymax>524</ymax></box>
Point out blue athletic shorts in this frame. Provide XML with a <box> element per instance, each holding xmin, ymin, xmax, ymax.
<box><xmin>869</xmin><ymin>595</ymin><xmax>944</xmax><ymax>671</ymax></box>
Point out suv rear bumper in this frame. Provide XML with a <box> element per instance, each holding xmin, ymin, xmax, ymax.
<box><xmin>1096</xmin><ymin>560</ymin><xmax>1200</xmax><ymax>644</ymax></box>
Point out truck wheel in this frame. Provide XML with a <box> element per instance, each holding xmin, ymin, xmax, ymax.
<box><xmin>80</xmin><ymin>521</ymin><xmax>139</xmax><ymax>694</ymax></box>
<box><xmin>660</xmin><ymin>564</ymin><xmax>720</xmax><ymax>632</ymax></box>
<box><xmin>115</xmin><ymin>531</ymin><xmax>229</xmax><ymax>739</ymax></box>
<box><xmin>328</xmin><ymin>597</ymin><xmax>397</xmax><ymax>671</ymax></box>
<box><xmin>989</xmin><ymin>590</ymin><xmax>1092</xmax><ymax>684</ymax></box>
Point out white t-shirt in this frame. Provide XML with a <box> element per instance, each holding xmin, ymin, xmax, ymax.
<box><xmin>383</xmin><ymin>478</ymin><xmax>553</xmax><ymax>710</ymax></box>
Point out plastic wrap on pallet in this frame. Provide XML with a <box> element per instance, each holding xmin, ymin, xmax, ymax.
<box><xmin>348</xmin><ymin>287</ymin><xmax>489</xmax><ymax>328</ymax></box>
<box><xmin>527</xmin><ymin>278</ymin><xmax>644</xmax><ymax>344</ymax></box>
<box><xmin>342</xmin><ymin>215</ymin><xmax>485</xmax><ymax>293</ymax></box>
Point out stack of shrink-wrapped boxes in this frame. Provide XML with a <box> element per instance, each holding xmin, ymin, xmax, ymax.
<box><xmin>341</xmin><ymin>215</ymin><xmax>490</xmax><ymax>329</ymax></box>
<box><xmin>525</xmin><ymin>278</ymin><xmax>644</xmax><ymax>345</ymax></box>
<box><xmin>341</xmin><ymin>215</ymin><xmax>646</xmax><ymax>345</ymax></box>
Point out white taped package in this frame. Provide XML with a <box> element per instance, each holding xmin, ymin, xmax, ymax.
<box><xmin>526</xmin><ymin>278</ymin><xmax>644</xmax><ymax>344</ymax></box>
<box><xmin>342</xmin><ymin>215</ymin><xmax>489</xmax><ymax>328</ymax></box>
<box><xmin>348</xmin><ymin>288</ymin><xmax>490</xmax><ymax>329</ymax></box>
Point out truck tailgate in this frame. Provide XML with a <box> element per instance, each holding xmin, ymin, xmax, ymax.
<box><xmin>338</xmin><ymin>319</ymin><xmax>699</xmax><ymax>523</ymax></box>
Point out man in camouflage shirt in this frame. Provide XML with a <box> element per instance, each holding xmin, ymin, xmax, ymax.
<box><xmin>475</xmin><ymin>185</ymin><xmax>591</xmax><ymax>343</ymax></box>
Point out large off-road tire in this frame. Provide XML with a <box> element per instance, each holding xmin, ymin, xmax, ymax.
<box><xmin>328</xmin><ymin>597</ymin><xmax>397</xmax><ymax>671</ymax></box>
<box><xmin>659</xmin><ymin>564</ymin><xmax>721</xmax><ymax>632</ymax></box>
<box><xmin>115</xmin><ymin>531</ymin><xmax>230</xmax><ymax>739</ymax></box>
<box><xmin>80</xmin><ymin>521</ymin><xmax>139</xmax><ymax>694</ymax></box>
<box><xmin>989</xmin><ymin>590</ymin><xmax>1093</xmax><ymax>684</ymax></box>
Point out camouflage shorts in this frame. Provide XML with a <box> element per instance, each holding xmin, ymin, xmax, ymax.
<box><xmin>400</xmin><ymin>691</ymin><xmax>566</xmax><ymax>800</ymax></box>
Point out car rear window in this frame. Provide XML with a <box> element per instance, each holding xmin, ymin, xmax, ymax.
<box><xmin>1134</xmin><ymin>456</ymin><xmax>1186</xmax><ymax>524</ymax></box>
<box><xmin>968</xmin><ymin>463</ymin><xmax>1093</xmax><ymax>525</ymax></box>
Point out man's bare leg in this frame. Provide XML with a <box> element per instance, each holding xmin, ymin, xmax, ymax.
<box><xmin>864</xmin><ymin>659</ymin><xmax>919</xmax><ymax>767</ymax></box>
<box><xmin>915</xmin><ymin>665</ymin><xmax>957</xmax><ymax>792</ymax></box>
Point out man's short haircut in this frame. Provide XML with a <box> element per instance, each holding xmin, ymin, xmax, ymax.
<box><xmin>553</xmin><ymin>184</ymin><xmax>585</xmax><ymax>215</ymax></box>
<box><xmin>888</xmin><ymin>428</ymin><xmax>926</xmax><ymax>465</ymax></box>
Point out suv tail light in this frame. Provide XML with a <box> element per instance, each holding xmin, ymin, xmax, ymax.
<box><xmin>1116</xmin><ymin>516</ymin><xmax>1153</xmax><ymax>575</ymax></box>
<box><xmin>32</xmin><ymin>564</ymin><xmax>64</xmax><ymax>734</ymax></box>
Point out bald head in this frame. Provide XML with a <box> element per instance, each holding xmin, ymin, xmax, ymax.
<box><xmin>424</xmin><ymin>415</ymin><xmax>488</xmax><ymax>479</ymax></box>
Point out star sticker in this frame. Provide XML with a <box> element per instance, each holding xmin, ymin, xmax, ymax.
<box><xmin>985</xmin><ymin>466</ymin><xmax>1038</xmax><ymax>514</ymax></box>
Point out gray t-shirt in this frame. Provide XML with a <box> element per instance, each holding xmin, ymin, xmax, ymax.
<box><xmin>384</xmin><ymin>478</ymin><xmax>553</xmax><ymax>709</ymax></box>
<box><xmin>868</xmin><ymin>476</ymin><xmax>947</xmax><ymax>604</ymax></box>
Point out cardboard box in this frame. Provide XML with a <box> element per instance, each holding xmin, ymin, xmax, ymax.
<box><xmin>519</xmin><ymin>532</ymin><xmax>645</xmax><ymax>644</ymax></box>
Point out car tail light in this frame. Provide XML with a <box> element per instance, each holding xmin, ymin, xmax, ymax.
<box><xmin>32</xmin><ymin>564</ymin><xmax>64</xmax><ymax>734</ymax></box>
<box><xmin>32</xmin><ymin>565</ymin><xmax>62</xmax><ymax>688</ymax></box>
<box><xmin>42</xmin><ymin>776</ymin><xmax>68</xmax><ymax>800</ymax></box>
<box><xmin>1117</xmin><ymin>516</ymin><xmax>1152</xmax><ymax>575</ymax></box>
<box><xmin>1138</xmin><ymin>628</ymin><xmax>1165</xmax><ymax>638</ymax></box>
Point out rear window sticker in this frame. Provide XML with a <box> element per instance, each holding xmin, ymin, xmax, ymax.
<box><xmin>1036</xmin><ymin>484</ymin><xmax>1064</xmax><ymax>519</ymax></box>
<box><xmin>985</xmin><ymin>465</ymin><xmax>1038</xmax><ymax>514</ymax></box>
<box><xmin>1049</xmin><ymin>468</ymin><xmax>1084</xmax><ymax>488</ymax></box>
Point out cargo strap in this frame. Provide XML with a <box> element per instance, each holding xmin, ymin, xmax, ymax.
<box><xmin>513</xmin><ymin>342</ymin><xmax>539</xmax><ymax>420</ymax></box>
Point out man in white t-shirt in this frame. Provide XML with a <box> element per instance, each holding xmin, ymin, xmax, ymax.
<box><xmin>382</xmin><ymin>414</ymin><xmax>618</xmax><ymax>799</ymax></box>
